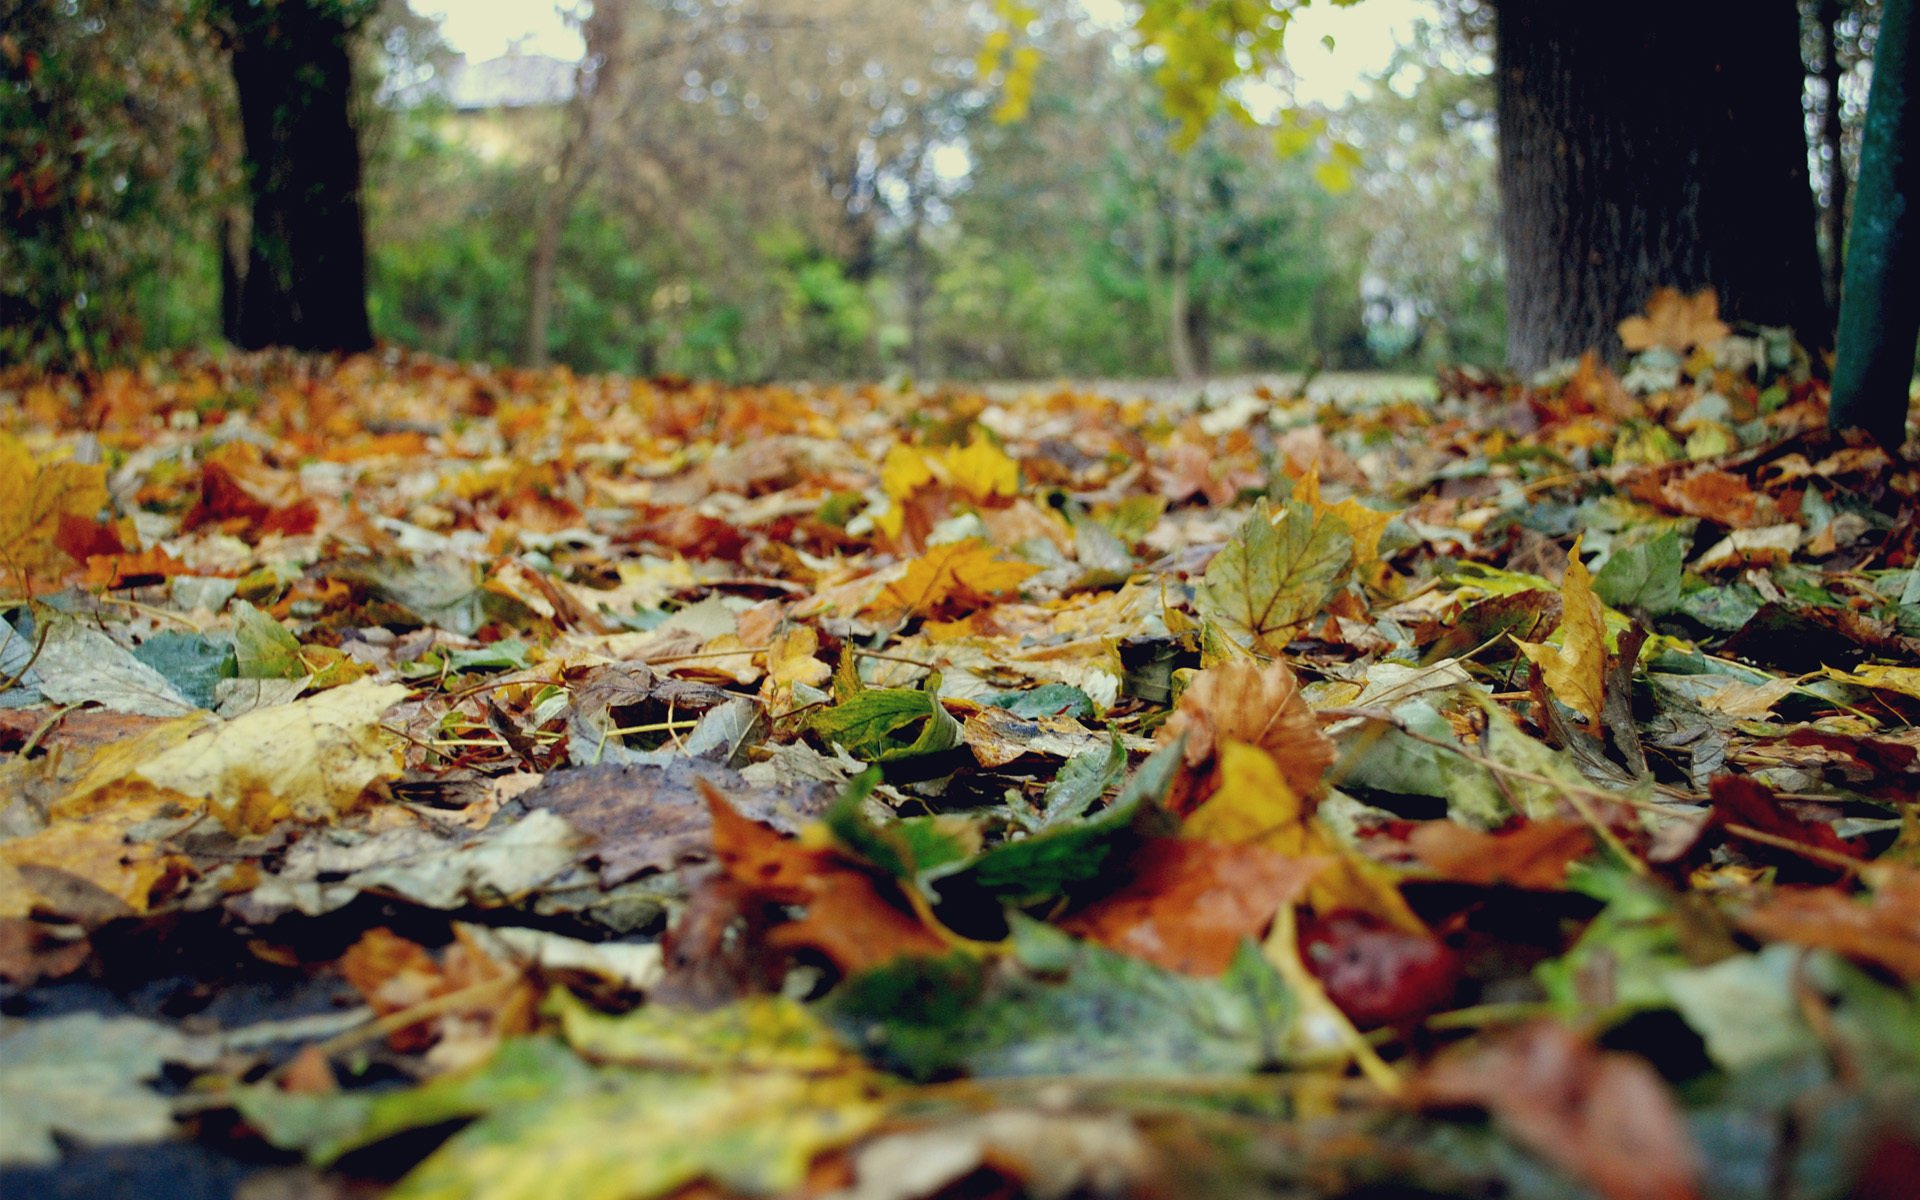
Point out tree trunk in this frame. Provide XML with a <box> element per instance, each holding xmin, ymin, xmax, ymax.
<box><xmin>224</xmin><ymin>0</ymin><xmax>373</xmax><ymax>353</ymax></box>
<box><xmin>1830</xmin><ymin>0</ymin><xmax>1919</xmax><ymax>445</ymax></box>
<box><xmin>1167</xmin><ymin>255</ymin><xmax>1200</xmax><ymax>380</ymax></box>
<box><xmin>1493</xmin><ymin>0</ymin><xmax>1829</xmax><ymax>373</ymax></box>
<box><xmin>523</xmin><ymin>203</ymin><xmax>566</xmax><ymax>369</ymax></box>
<box><xmin>1817</xmin><ymin>0</ymin><xmax>1852</xmax><ymax>313</ymax></box>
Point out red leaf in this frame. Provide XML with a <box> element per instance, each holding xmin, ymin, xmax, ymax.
<box><xmin>1298</xmin><ymin>910</ymin><xmax>1460</xmax><ymax>1028</ymax></box>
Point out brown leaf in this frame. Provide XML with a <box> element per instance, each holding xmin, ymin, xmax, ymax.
<box><xmin>1416</xmin><ymin>1022</ymin><xmax>1702</xmax><ymax>1200</ymax></box>
<box><xmin>1159</xmin><ymin>658</ymin><xmax>1334</xmax><ymax>813</ymax></box>
<box><xmin>1738</xmin><ymin>868</ymin><xmax>1920</xmax><ymax>981</ymax></box>
<box><xmin>1058</xmin><ymin>837</ymin><xmax>1324</xmax><ymax>976</ymax></box>
<box><xmin>765</xmin><ymin>868</ymin><xmax>948</xmax><ymax>975</ymax></box>
<box><xmin>1407</xmin><ymin>819</ymin><xmax>1593</xmax><ymax>889</ymax></box>
<box><xmin>1706</xmin><ymin>775</ymin><xmax>1862</xmax><ymax>881</ymax></box>
<box><xmin>1299</xmin><ymin>910</ymin><xmax>1461</xmax><ymax>1027</ymax></box>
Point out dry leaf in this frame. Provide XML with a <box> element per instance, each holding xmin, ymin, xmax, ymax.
<box><xmin>1160</xmin><ymin>657</ymin><xmax>1335</xmax><ymax>809</ymax></box>
<box><xmin>1617</xmin><ymin>286</ymin><xmax>1730</xmax><ymax>353</ymax></box>
<box><xmin>1515</xmin><ymin>538</ymin><xmax>1608</xmax><ymax>727</ymax></box>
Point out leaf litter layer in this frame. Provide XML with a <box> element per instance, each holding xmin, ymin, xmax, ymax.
<box><xmin>2</xmin><ymin>310</ymin><xmax>1918</xmax><ymax>1200</ymax></box>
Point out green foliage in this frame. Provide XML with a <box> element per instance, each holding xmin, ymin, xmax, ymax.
<box><xmin>0</xmin><ymin>0</ymin><xmax>231</xmax><ymax>368</ymax></box>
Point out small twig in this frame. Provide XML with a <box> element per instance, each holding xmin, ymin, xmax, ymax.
<box><xmin>99</xmin><ymin>595</ymin><xmax>205</xmax><ymax>630</ymax></box>
<box><xmin>1722</xmin><ymin>822</ymin><xmax>1867</xmax><ymax>875</ymax></box>
<box><xmin>19</xmin><ymin>702</ymin><xmax>84</xmax><ymax>757</ymax></box>
<box><xmin>263</xmin><ymin>975</ymin><xmax>522</xmax><ymax>1082</ymax></box>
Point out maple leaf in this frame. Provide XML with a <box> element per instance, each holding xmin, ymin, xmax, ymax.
<box><xmin>866</xmin><ymin>538</ymin><xmax>1039</xmax><ymax>621</ymax></box>
<box><xmin>940</xmin><ymin>435</ymin><xmax>1020</xmax><ymax>501</ymax></box>
<box><xmin>1514</xmin><ymin>538</ymin><xmax>1608</xmax><ymax>727</ymax></box>
<box><xmin>1196</xmin><ymin>498</ymin><xmax>1352</xmax><ymax>657</ymax></box>
<box><xmin>0</xmin><ymin>432</ymin><xmax>108</xmax><ymax>588</ymax></box>
<box><xmin>1292</xmin><ymin>466</ymin><xmax>1396</xmax><ymax>582</ymax></box>
<box><xmin>1617</xmin><ymin>286</ymin><xmax>1730</xmax><ymax>353</ymax></box>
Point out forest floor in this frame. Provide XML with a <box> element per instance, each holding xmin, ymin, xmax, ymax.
<box><xmin>1</xmin><ymin>311</ymin><xmax>1918</xmax><ymax>1200</ymax></box>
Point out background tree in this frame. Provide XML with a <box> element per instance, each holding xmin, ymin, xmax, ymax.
<box><xmin>208</xmin><ymin>0</ymin><xmax>378</xmax><ymax>353</ymax></box>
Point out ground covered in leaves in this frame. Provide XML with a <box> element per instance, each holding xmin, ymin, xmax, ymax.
<box><xmin>3</xmin><ymin>300</ymin><xmax>1919</xmax><ymax>1200</ymax></box>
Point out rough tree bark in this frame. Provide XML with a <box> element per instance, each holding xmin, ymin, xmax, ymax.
<box><xmin>1493</xmin><ymin>0</ymin><xmax>1830</xmax><ymax>373</ymax></box>
<box><xmin>218</xmin><ymin>0</ymin><xmax>374</xmax><ymax>354</ymax></box>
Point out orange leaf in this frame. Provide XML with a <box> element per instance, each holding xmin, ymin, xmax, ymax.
<box><xmin>1059</xmin><ymin>837</ymin><xmax>1324</xmax><ymax>976</ymax></box>
<box><xmin>866</xmin><ymin>538</ymin><xmax>1039</xmax><ymax>621</ymax></box>
<box><xmin>1737</xmin><ymin>867</ymin><xmax>1920</xmax><ymax>980</ymax></box>
<box><xmin>765</xmin><ymin>868</ymin><xmax>948</xmax><ymax>974</ymax></box>
<box><xmin>1416</xmin><ymin>1022</ymin><xmax>1702</xmax><ymax>1200</ymax></box>
<box><xmin>1407</xmin><ymin>819</ymin><xmax>1593</xmax><ymax>890</ymax></box>
<box><xmin>1617</xmin><ymin>286</ymin><xmax>1730</xmax><ymax>354</ymax></box>
<box><xmin>1159</xmin><ymin>657</ymin><xmax>1334</xmax><ymax>812</ymax></box>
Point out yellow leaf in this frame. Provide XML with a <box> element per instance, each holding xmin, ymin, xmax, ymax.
<box><xmin>1294</xmin><ymin>467</ymin><xmax>1396</xmax><ymax>580</ymax></box>
<box><xmin>866</xmin><ymin>539</ymin><xmax>1038</xmax><ymax>620</ymax></box>
<box><xmin>1514</xmin><ymin>538</ymin><xmax>1607</xmax><ymax>726</ymax></box>
<box><xmin>767</xmin><ymin>626</ymin><xmax>831</xmax><ymax>690</ymax></box>
<box><xmin>880</xmin><ymin>444</ymin><xmax>934</xmax><ymax>501</ymax></box>
<box><xmin>136</xmin><ymin>680</ymin><xmax>410</xmax><ymax>824</ymax></box>
<box><xmin>940</xmin><ymin>436</ymin><xmax>1020</xmax><ymax>501</ymax></box>
<box><xmin>2</xmin><ymin>780</ymin><xmax>199</xmax><ymax>915</ymax></box>
<box><xmin>1312</xmin><ymin>159</ymin><xmax>1353</xmax><ymax>194</ymax></box>
<box><xmin>1824</xmin><ymin>664</ymin><xmax>1920</xmax><ymax>702</ymax></box>
<box><xmin>0</xmin><ymin>431</ymin><xmax>108</xmax><ymax>587</ymax></box>
<box><xmin>1617</xmin><ymin>287</ymin><xmax>1731</xmax><ymax>353</ymax></box>
<box><xmin>1187</xmin><ymin>742</ymin><xmax>1423</xmax><ymax>933</ymax></box>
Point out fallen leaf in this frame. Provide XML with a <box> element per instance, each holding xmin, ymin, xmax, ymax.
<box><xmin>1298</xmin><ymin>910</ymin><xmax>1461</xmax><ymax>1027</ymax></box>
<box><xmin>1515</xmin><ymin>538</ymin><xmax>1608</xmax><ymax>727</ymax></box>
<box><xmin>0</xmin><ymin>431</ymin><xmax>108</xmax><ymax>587</ymax></box>
<box><xmin>866</xmin><ymin>539</ymin><xmax>1038</xmax><ymax>621</ymax></box>
<box><xmin>136</xmin><ymin>679</ymin><xmax>411</xmax><ymax>822</ymax></box>
<box><xmin>1416</xmin><ymin>1021</ymin><xmax>1702</xmax><ymax>1200</ymax></box>
<box><xmin>1617</xmin><ymin>286</ymin><xmax>1729</xmax><ymax>353</ymax></box>
<box><xmin>1738</xmin><ymin>868</ymin><xmax>1920</xmax><ymax>980</ymax></box>
<box><xmin>1196</xmin><ymin>499</ymin><xmax>1352</xmax><ymax>657</ymax></box>
<box><xmin>0</xmin><ymin>1012</ymin><xmax>215</xmax><ymax>1165</ymax></box>
<box><xmin>1159</xmin><ymin>656</ymin><xmax>1335</xmax><ymax>810</ymax></box>
<box><xmin>1407</xmin><ymin>819</ymin><xmax>1593</xmax><ymax>889</ymax></box>
<box><xmin>1059</xmin><ymin>836</ymin><xmax>1323</xmax><ymax>976</ymax></box>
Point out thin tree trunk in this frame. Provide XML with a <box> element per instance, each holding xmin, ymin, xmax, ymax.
<box><xmin>1494</xmin><ymin>0</ymin><xmax>1829</xmax><ymax>373</ymax></box>
<box><xmin>1819</xmin><ymin>0</ymin><xmax>1851</xmax><ymax>312</ymax></box>
<box><xmin>1166</xmin><ymin>158</ymin><xmax>1199</xmax><ymax>380</ymax></box>
<box><xmin>523</xmin><ymin>198</ymin><xmax>567</xmax><ymax>368</ymax></box>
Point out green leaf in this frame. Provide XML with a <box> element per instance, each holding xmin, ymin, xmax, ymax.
<box><xmin>1594</xmin><ymin>528</ymin><xmax>1684</xmax><ymax>615</ymax></box>
<box><xmin>231</xmin><ymin>598</ymin><xmax>305</xmax><ymax>679</ymax></box>
<box><xmin>984</xmin><ymin>683</ymin><xmax>1096</xmax><ymax>720</ymax></box>
<box><xmin>131</xmin><ymin>631</ymin><xmax>235</xmax><ymax>710</ymax></box>
<box><xmin>1038</xmin><ymin>732</ymin><xmax>1127</xmax><ymax>827</ymax></box>
<box><xmin>935</xmin><ymin>737</ymin><xmax>1181</xmax><ymax>905</ymax></box>
<box><xmin>805</xmin><ymin>682</ymin><xmax>963</xmax><ymax>762</ymax></box>
<box><xmin>826</xmin><ymin>918</ymin><xmax>1295</xmax><ymax>1081</ymax></box>
<box><xmin>1196</xmin><ymin>499</ymin><xmax>1352</xmax><ymax>656</ymax></box>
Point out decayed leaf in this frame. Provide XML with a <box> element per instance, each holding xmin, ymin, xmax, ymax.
<box><xmin>1515</xmin><ymin>538</ymin><xmax>1608</xmax><ymax>727</ymax></box>
<box><xmin>1196</xmin><ymin>499</ymin><xmax>1352</xmax><ymax>656</ymax></box>
<box><xmin>1617</xmin><ymin>286</ymin><xmax>1730</xmax><ymax>353</ymax></box>
<box><xmin>1416</xmin><ymin>1021</ymin><xmax>1702</xmax><ymax>1200</ymax></box>
<box><xmin>1160</xmin><ymin>656</ymin><xmax>1334</xmax><ymax>809</ymax></box>
<box><xmin>135</xmin><ymin>679</ymin><xmax>410</xmax><ymax>822</ymax></box>
<box><xmin>866</xmin><ymin>538</ymin><xmax>1038</xmax><ymax>620</ymax></box>
<box><xmin>1059</xmin><ymin>836</ymin><xmax>1322</xmax><ymax>976</ymax></box>
<box><xmin>0</xmin><ymin>432</ymin><xmax>108</xmax><ymax>586</ymax></box>
<box><xmin>1185</xmin><ymin>741</ymin><xmax>1423</xmax><ymax>933</ymax></box>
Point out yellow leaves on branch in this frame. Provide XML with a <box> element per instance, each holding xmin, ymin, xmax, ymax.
<box><xmin>1617</xmin><ymin>287</ymin><xmax>1731</xmax><ymax>354</ymax></box>
<box><xmin>866</xmin><ymin>539</ymin><xmax>1039</xmax><ymax>621</ymax></box>
<box><xmin>1515</xmin><ymin>539</ymin><xmax>1609</xmax><ymax>728</ymax></box>
<box><xmin>0</xmin><ymin>431</ymin><xmax>108</xmax><ymax>588</ymax></box>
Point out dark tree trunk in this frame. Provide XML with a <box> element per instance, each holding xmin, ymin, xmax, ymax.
<box><xmin>222</xmin><ymin>0</ymin><xmax>373</xmax><ymax>353</ymax></box>
<box><xmin>1830</xmin><ymin>0</ymin><xmax>1919</xmax><ymax>445</ymax></box>
<box><xmin>1493</xmin><ymin>0</ymin><xmax>1830</xmax><ymax>373</ymax></box>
